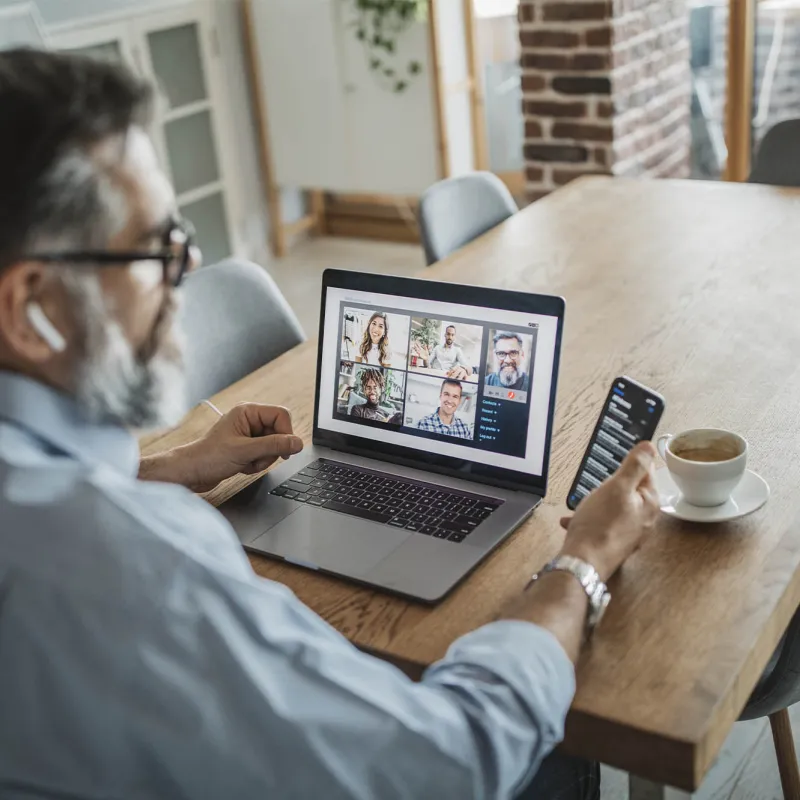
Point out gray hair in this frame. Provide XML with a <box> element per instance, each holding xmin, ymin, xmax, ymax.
<box><xmin>492</xmin><ymin>331</ymin><xmax>524</xmax><ymax>349</ymax></box>
<box><xmin>32</xmin><ymin>147</ymin><xmax>132</xmax><ymax>349</ymax></box>
<box><xmin>28</xmin><ymin>147</ymin><xmax>131</xmax><ymax>254</ymax></box>
<box><xmin>0</xmin><ymin>48</ymin><xmax>152</xmax><ymax>267</ymax></box>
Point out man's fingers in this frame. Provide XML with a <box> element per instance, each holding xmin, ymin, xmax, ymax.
<box><xmin>559</xmin><ymin>515</ymin><xmax>572</xmax><ymax>530</ymax></box>
<box><xmin>239</xmin><ymin>433</ymin><xmax>303</xmax><ymax>463</ymax></box>
<box><xmin>640</xmin><ymin>479</ymin><xmax>661</xmax><ymax>521</ymax></box>
<box><xmin>235</xmin><ymin>403</ymin><xmax>294</xmax><ymax>437</ymax></box>
<box><xmin>615</xmin><ymin>441</ymin><xmax>656</xmax><ymax>489</ymax></box>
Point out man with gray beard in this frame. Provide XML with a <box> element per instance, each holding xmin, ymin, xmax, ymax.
<box><xmin>0</xmin><ymin>50</ymin><xmax>660</xmax><ymax>800</ymax></box>
<box><xmin>486</xmin><ymin>331</ymin><xmax>531</xmax><ymax>392</ymax></box>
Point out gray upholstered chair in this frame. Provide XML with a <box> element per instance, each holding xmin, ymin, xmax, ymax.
<box><xmin>179</xmin><ymin>258</ymin><xmax>305</xmax><ymax>408</ymax></box>
<box><xmin>744</xmin><ymin>118</ymin><xmax>800</xmax><ymax>798</ymax></box>
<box><xmin>347</xmin><ymin>391</ymin><xmax>367</xmax><ymax>414</ymax></box>
<box><xmin>749</xmin><ymin>119</ymin><xmax>800</xmax><ymax>187</ymax></box>
<box><xmin>418</xmin><ymin>172</ymin><xmax>518</xmax><ymax>266</ymax></box>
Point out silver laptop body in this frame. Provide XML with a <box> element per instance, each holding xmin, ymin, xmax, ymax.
<box><xmin>220</xmin><ymin>270</ymin><xmax>566</xmax><ymax>603</ymax></box>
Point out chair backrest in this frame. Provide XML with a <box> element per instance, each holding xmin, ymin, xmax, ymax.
<box><xmin>179</xmin><ymin>259</ymin><xmax>305</xmax><ymax>407</ymax></box>
<box><xmin>418</xmin><ymin>172</ymin><xmax>518</xmax><ymax>266</ymax></box>
<box><xmin>347</xmin><ymin>391</ymin><xmax>367</xmax><ymax>414</ymax></box>
<box><xmin>749</xmin><ymin>119</ymin><xmax>800</xmax><ymax>186</ymax></box>
<box><xmin>739</xmin><ymin>605</ymin><xmax>800</xmax><ymax>721</ymax></box>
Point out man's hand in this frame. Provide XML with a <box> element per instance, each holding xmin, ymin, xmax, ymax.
<box><xmin>412</xmin><ymin>341</ymin><xmax>430</xmax><ymax>364</ymax></box>
<box><xmin>447</xmin><ymin>366</ymin><xmax>471</xmax><ymax>380</ymax></box>
<box><xmin>139</xmin><ymin>403</ymin><xmax>303</xmax><ymax>493</ymax></box>
<box><xmin>501</xmin><ymin>442</ymin><xmax>660</xmax><ymax>662</ymax></box>
<box><xmin>559</xmin><ymin>441</ymin><xmax>660</xmax><ymax>581</ymax></box>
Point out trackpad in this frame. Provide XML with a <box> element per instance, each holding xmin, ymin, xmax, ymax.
<box><xmin>249</xmin><ymin>507</ymin><xmax>409</xmax><ymax>577</ymax></box>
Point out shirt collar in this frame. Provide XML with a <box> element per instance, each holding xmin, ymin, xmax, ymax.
<box><xmin>0</xmin><ymin>371</ymin><xmax>139</xmax><ymax>476</ymax></box>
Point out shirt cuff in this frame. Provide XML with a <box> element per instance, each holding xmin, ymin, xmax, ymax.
<box><xmin>428</xmin><ymin>620</ymin><xmax>576</xmax><ymax>730</ymax></box>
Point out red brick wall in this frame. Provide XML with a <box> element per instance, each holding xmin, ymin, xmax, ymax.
<box><xmin>519</xmin><ymin>0</ymin><xmax>691</xmax><ymax>199</ymax></box>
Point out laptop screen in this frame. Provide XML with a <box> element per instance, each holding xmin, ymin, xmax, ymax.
<box><xmin>314</xmin><ymin>272</ymin><xmax>564</xmax><ymax>493</ymax></box>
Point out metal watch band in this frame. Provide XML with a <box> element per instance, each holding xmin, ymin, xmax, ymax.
<box><xmin>530</xmin><ymin>555</ymin><xmax>611</xmax><ymax>637</ymax></box>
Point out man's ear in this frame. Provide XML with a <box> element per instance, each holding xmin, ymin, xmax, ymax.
<box><xmin>0</xmin><ymin>261</ymin><xmax>66</xmax><ymax>363</ymax></box>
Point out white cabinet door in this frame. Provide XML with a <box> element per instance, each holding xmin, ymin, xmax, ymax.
<box><xmin>51</xmin><ymin>3</ymin><xmax>241</xmax><ymax>268</ymax></box>
<box><xmin>50</xmin><ymin>20</ymin><xmax>136</xmax><ymax>71</ymax></box>
<box><xmin>249</xmin><ymin>0</ymin><xmax>350</xmax><ymax>191</ymax></box>
<box><xmin>0</xmin><ymin>5</ymin><xmax>46</xmax><ymax>50</ymax></box>
<box><xmin>136</xmin><ymin>4</ymin><xmax>237</xmax><ymax>267</ymax></box>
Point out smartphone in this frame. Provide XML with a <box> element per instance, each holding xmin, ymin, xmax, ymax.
<box><xmin>566</xmin><ymin>376</ymin><xmax>665</xmax><ymax>510</ymax></box>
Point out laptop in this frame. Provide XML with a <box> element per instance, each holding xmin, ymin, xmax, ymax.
<box><xmin>219</xmin><ymin>269</ymin><xmax>565</xmax><ymax>603</ymax></box>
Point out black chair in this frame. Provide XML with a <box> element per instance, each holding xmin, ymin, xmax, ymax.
<box><xmin>738</xmin><ymin>607</ymin><xmax>800</xmax><ymax>797</ymax></box>
<box><xmin>418</xmin><ymin>172</ymin><xmax>518</xmax><ymax>266</ymax></box>
<box><xmin>749</xmin><ymin>119</ymin><xmax>800</xmax><ymax>187</ymax></box>
<box><xmin>179</xmin><ymin>259</ymin><xmax>305</xmax><ymax>408</ymax></box>
<box><xmin>743</xmin><ymin>125</ymin><xmax>800</xmax><ymax>795</ymax></box>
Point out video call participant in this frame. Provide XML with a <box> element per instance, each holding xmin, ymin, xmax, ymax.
<box><xmin>412</xmin><ymin>324</ymin><xmax>472</xmax><ymax>380</ymax></box>
<box><xmin>355</xmin><ymin>312</ymin><xmax>391</xmax><ymax>368</ymax></box>
<box><xmin>349</xmin><ymin>369</ymin><xmax>389</xmax><ymax>422</ymax></box>
<box><xmin>486</xmin><ymin>331</ymin><xmax>530</xmax><ymax>392</ymax></box>
<box><xmin>416</xmin><ymin>379</ymin><xmax>471</xmax><ymax>439</ymax></box>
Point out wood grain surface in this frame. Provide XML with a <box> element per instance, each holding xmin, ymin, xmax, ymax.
<box><xmin>141</xmin><ymin>178</ymin><xmax>800</xmax><ymax>790</ymax></box>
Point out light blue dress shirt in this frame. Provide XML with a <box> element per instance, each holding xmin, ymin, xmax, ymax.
<box><xmin>0</xmin><ymin>370</ymin><xmax>575</xmax><ymax>799</ymax></box>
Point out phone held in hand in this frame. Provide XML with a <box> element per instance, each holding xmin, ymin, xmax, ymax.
<box><xmin>566</xmin><ymin>376</ymin><xmax>665</xmax><ymax>511</ymax></box>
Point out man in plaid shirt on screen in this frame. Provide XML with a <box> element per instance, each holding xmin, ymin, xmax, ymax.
<box><xmin>416</xmin><ymin>379</ymin><xmax>472</xmax><ymax>439</ymax></box>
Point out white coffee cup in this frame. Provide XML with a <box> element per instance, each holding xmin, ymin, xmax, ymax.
<box><xmin>656</xmin><ymin>428</ymin><xmax>748</xmax><ymax>507</ymax></box>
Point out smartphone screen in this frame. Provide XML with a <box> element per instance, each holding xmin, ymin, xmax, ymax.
<box><xmin>566</xmin><ymin>376</ymin><xmax>665</xmax><ymax>510</ymax></box>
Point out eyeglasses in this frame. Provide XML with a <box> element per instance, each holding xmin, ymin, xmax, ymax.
<box><xmin>24</xmin><ymin>217</ymin><xmax>200</xmax><ymax>287</ymax></box>
<box><xmin>495</xmin><ymin>349</ymin><xmax>521</xmax><ymax>360</ymax></box>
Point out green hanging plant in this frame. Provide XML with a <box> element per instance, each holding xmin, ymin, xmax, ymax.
<box><xmin>410</xmin><ymin>317</ymin><xmax>439</xmax><ymax>350</ymax></box>
<box><xmin>348</xmin><ymin>0</ymin><xmax>427</xmax><ymax>93</ymax></box>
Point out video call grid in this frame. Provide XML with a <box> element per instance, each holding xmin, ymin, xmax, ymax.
<box><xmin>333</xmin><ymin>301</ymin><xmax>538</xmax><ymax>454</ymax></box>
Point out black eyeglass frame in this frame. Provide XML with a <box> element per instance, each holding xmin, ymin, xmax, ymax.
<box><xmin>23</xmin><ymin>217</ymin><xmax>198</xmax><ymax>287</ymax></box>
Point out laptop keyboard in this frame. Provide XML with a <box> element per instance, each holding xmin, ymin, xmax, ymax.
<box><xmin>270</xmin><ymin>458</ymin><xmax>502</xmax><ymax>543</ymax></box>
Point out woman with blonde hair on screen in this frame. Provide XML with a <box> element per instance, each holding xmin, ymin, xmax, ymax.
<box><xmin>355</xmin><ymin>312</ymin><xmax>391</xmax><ymax>368</ymax></box>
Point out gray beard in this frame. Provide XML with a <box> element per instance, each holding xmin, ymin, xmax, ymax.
<box><xmin>499</xmin><ymin>367</ymin><xmax>520</xmax><ymax>387</ymax></box>
<box><xmin>62</xmin><ymin>271</ymin><xmax>187</xmax><ymax>429</ymax></box>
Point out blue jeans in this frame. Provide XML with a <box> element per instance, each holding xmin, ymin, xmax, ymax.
<box><xmin>516</xmin><ymin>753</ymin><xmax>600</xmax><ymax>800</ymax></box>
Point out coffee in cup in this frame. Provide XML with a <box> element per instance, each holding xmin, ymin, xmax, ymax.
<box><xmin>657</xmin><ymin>428</ymin><xmax>747</xmax><ymax>507</ymax></box>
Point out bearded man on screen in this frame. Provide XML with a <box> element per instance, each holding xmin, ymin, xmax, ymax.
<box><xmin>486</xmin><ymin>331</ymin><xmax>530</xmax><ymax>392</ymax></box>
<box><xmin>349</xmin><ymin>368</ymin><xmax>389</xmax><ymax>421</ymax></box>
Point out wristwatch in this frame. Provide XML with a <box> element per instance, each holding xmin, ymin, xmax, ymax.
<box><xmin>530</xmin><ymin>555</ymin><xmax>611</xmax><ymax>639</ymax></box>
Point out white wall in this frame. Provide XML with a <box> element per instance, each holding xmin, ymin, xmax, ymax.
<box><xmin>0</xmin><ymin>0</ymin><xmax>305</xmax><ymax>262</ymax></box>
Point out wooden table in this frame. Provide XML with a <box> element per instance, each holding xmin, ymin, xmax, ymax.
<box><xmin>142</xmin><ymin>178</ymin><xmax>800</xmax><ymax>796</ymax></box>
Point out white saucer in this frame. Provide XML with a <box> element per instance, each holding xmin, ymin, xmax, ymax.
<box><xmin>655</xmin><ymin>467</ymin><xmax>770</xmax><ymax>523</ymax></box>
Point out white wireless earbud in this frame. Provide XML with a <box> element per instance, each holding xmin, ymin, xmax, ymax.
<box><xmin>27</xmin><ymin>302</ymin><xmax>67</xmax><ymax>353</ymax></box>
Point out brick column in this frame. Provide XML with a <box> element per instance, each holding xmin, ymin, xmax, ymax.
<box><xmin>519</xmin><ymin>0</ymin><xmax>691</xmax><ymax>200</ymax></box>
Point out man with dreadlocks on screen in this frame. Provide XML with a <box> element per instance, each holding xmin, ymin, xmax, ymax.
<box><xmin>349</xmin><ymin>368</ymin><xmax>390</xmax><ymax>422</ymax></box>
